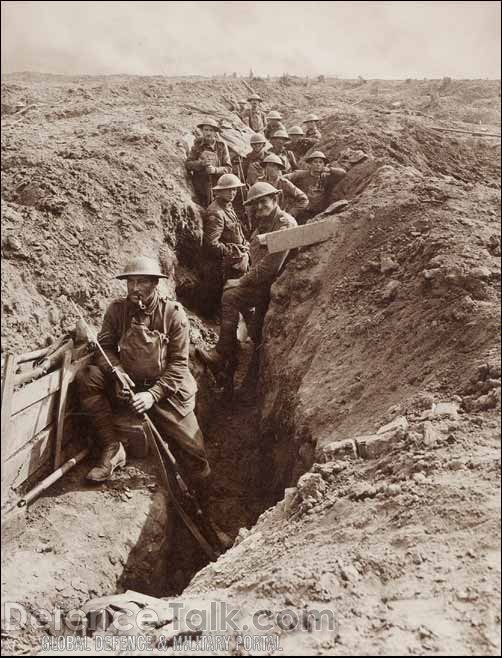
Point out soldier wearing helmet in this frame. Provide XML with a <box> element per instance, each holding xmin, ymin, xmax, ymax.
<box><xmin>288</xmin><ymin>125</ymin><xmax>305</xmax><ymax>142</ymax></box>
<box><xmin>76</xmin><ymin>255</ymin><xmax>230</xmax><ymax>545</ymax></box>
<box><xmin>243</xmin><ymin>133</ymin><xmax>270</xmax><ymax>185</ymax></box>
<box><xmin>257</xmin><ymin>153</ymin><xmax>308</xmax><ymax>220</ymax></box>
<box><xmin>285</xmin><ymin>150</ymin><xmax>346</xmax><ymax>224</ymax></box>
<box><xmin>303</xmin><ymin>113</ymin><xmax>322</xmax><ymax>140</ymax></box>
<box><xmin>288</xmin><ymin>124</ymin><xmax>320</xmax><ymax>157</ymax></box>
<box><xmin>197</xmin><ymin>182</ymin><xmax>297</xmax><ymax>391</ymax></box>
<box><xmin>264</xmin><ymin>110</ymin><xmax>286</xmax><ymax>140</ymax></box>
<box><xmin>202</xmin><ymin>174</ymin><xmax>250</xmax><ymax>314</ymax></box>
<box><xmin>269</xmin><ymin>129</ymin><xmax>298</xmax><ymax>174</ymax></box>
<box><xmin>242</xmin><ymin>93</ymin><xmax>267</xmax><ymax>133</ymax></box>
<box><xmin>185</xmin><ymin>118</ymin><xmax>232</xmax><ymax>207</ymax></box>
<box><xmin>76</xmin><ymin>256</ymin><xmax>199</xmax><ymax>480</ymax></box>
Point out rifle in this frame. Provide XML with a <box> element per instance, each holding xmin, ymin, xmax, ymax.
<box><xmin>236</xmin><ymin>156</ymin><xmax>252</xmax><ymax>236</ymax></box>
<box><xmin>70</xmin><ymin>302</ymin><xmax>193</xmax><ymax>496</ymax></box>
<box><xmin>70</xmin><ymin>301</ymin><xmax>221</xmax><ymax>559</ymax></box>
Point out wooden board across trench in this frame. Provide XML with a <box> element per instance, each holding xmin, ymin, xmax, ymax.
<box><xmin>259</xmin><ymin>218</ymin><xmax>337</xmax><ymax>254</ymax></box>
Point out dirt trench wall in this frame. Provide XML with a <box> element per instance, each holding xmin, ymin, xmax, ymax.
<box><xmin>257</xmin><ymin>162</ymin><xmax>501</xmax><ymax>495</ymax></box>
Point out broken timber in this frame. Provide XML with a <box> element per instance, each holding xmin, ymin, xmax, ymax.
<box><xmin>259</xmin><ymin>218</ymin><xmax>338</xmax><ymax>254</ymax></box>
<box><xmin>429</xmin><ymin>126</ymin><xmax>501</xmax><ymax>138</ymax></box>
<box><xmin>1</xmin><ymin>345</ymin><xmax>92</xmax><ymax>507</ymax></box>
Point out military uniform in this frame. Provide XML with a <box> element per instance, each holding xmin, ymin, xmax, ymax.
<box><xmin>244</xmin><ymin>149</ymin><xmax>269</xmax><ymax>186</ymax></box>
<box><xmin>76</xmin><ymin>293</ymin><xmax>210</xmax><ymax>484</ymax></box>
<box><xmin>248</xmin><ymin>175</ymin><xmax>308</xmax><ymax>220</ymax></box>
<box><xmin>264</xmin><ymin>121</ymin><xmax>286</xmax><ymax>140</ymax></box>
<box><xmin>272</xmin><ymin>148</ymin><xmax>298</xmax><ymax>174</ymax></box>
<box><xmin>289</xmin><ymin>136</ymin><xmax>321</xmax><ymax>158</ymax></box>
<box><xmin>202</xmin><ymin>198</ymin><xmax>250</xmax><ymax>313</ymax></box>
<box><xmin>242</xmin><ymin>108</ymin><xmax>267</xmax><ymax>133</ymax></box>
<box><xmin>216</xmin><ymin>207</ymin><xmax>297</xmax><ymax>360</ymax></box>
<box><xmin>185</xmin><ymin>138</ymin><xmax>232</xmax><ymax>207</ymax></box>
<box><xmin>305</xmin><ymin>125</ymin><xmax>322</xmax><ymax>140</ymax></box>
<box><xmin>285</xmin><ymin>168</ymin><xmax>346</xmax><ymax>224</ymax></box>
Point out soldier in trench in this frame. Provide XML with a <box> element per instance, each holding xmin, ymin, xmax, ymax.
<box><xmin>201</xmin><ymin>173</ymin><xmax>250</xmax><ymax>315</ymax></box>
<box><xmin>284</xmin><ymin>150</ymin><xmax>346</xmax><ymax>224</ymax></box>
<box><xmin>76</xmin><ymin>256</ymin><xmax>230</xmax><ymax>545</ymax></box>
<box><xmin>264</xmin><ymin>110</ymin><xmax>286</xmax><ymax>140</ymax></box>
<box><xmin>185</xmin><ymin>118</ymin><xmax>232</xmax><ymax>208</ymax></box>
<box><xmin>241</xmin><ymin>93</ymin><xmax>267</xmax><ymax>133</ymax></box>
<box><xmin>288</xmin><ymin>125</ymin><xmax>322</xmax><ymax>158</ymax></box>
<box><xmin>268</xmin><ymin>129</ymin><xmax>298</xmax><ymax>174</ymax></box>
<box><xmin>243</xmin><ymin>132</ymin><xmax>270</xmax><ymax>186</ymax></box>
<box><xmin>303</xmin><ymin>113</ymin><xmax>322</xmax><ymax>140</ymax></box>
<box><xmin>251</xmin><ymin>153</ymin><xmax>308</xmax><ymax>221</ymax></box>
<box><xmin>196</xmin><ymin>182</ymin><xmax>297</xmax><ymax>392</ymax></box>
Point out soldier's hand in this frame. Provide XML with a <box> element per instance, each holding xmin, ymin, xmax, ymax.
<box><xmin>115</xmin><ymin>370</ymin><xmax>135</xmax><ymax>400</ymax></box>
<box><xmin>130</xmin><ymin>392</ymin><xmax>155</xmax><ymax>414</ymax></box>
<box><xmin>205</xmin><ymin>165</ymin><xmax>217</xmax><ymax>175</ymax></box>
<box><xmin>224</xmin><ymin>278</ymin><xmax>241</xmax><ymax>291</ymax></box>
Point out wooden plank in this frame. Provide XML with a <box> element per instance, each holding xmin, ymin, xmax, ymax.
<box><xmin>54</xmin><ymin>350</ymin><xmax>72</xmax><ymax>468</ymax></box>
<box><xmin>10</xmin><ymin>369</ymin><xmax>61</xmax><ymax>416</ymax></box>
<box><xmin>9</xmin><ymin>351</ymin><xmax>92</xmax><ymax>417</ymax></box>
<box><xmin>430</xmin><ymin>126</ymin><xmax>501</xmax><ymax>138</ymax></box>
<box><xmin>1</xmin><ymin>353</ymin><xmax>19</xmax><ymax>492</ymax></box>
<box><xmin>6</xmin><ymin>390</ymin><xmax>59</xmax><ymax>460</ymax></box>
<box><xmin>262</xmin><ymin>219</ymin><xmax>338</xmax><ymax>254</ymax></box>
<box><xmin>2</xmin><ymin>424</ymin><xmax>55</xmax><ymax>495</ymax></box>
<box><xmin>16</xmin><ymin>346</ymin><xmax>51</xmax><ymax>365</ymax></box>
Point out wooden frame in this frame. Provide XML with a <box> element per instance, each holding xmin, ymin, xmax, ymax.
<box><xmin>1</xmin><ymin>348</ymin><xmax>92</xmax><ymax>506</ymax></box>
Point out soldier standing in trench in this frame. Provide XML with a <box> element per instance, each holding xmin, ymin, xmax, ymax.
<box><xmin>264</xmin><ymin>110</ymin><xmax>286</xmax><ymax>140</ymax></box>
<box><xmin>196</xmin><ymin>182</ymin><xmax>297</xmax><ymax>391</ymax></box>
<box><xmin>202</xmin><ymin>173</ymin><xmax>250</xmax><ymax>315</ymax></box>
<box><xmin>256</xmin><ymin>153</ymin><xmax>308</xmax><ymax>220</ymax></box>
<box><xmin>76</xmin><ymin>256</ymin><xmax>230</xmax><ymax>545</ymax></box>
<box><xmin>242</xmin><ymin>93</ymin><xmax>267</xmax><ymax>133</ymax></box>
<box><xmin>269</xmin><ymin>129</ymin><xmax>298</xmax><ymax>174</ymax></box>
<box><xmin>285</xmin><ymin>150</ymin><xmax>346</xmax><ymax>224</ymax></box>
<box><xmin>303</xmin><ymin>113</ymin><xmax>322</xmax><ymax>140</ymax></box>
<box><xmin>185</xmin><ymin>118</ymin><xmax>232</xmax><ymax>207</ymax></box>
<box><xmin>288</xmin><ymin>125</ymin><xmax>321</xmax><ymax>158</ymax></box>
<box><xmin>243</xmin><ymin>133</ymin><xmax>270</xmax><ymax>186</ymax></box>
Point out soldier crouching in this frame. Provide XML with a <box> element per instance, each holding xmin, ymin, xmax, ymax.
<box><xmin>76</xmin><ymin>256</ymin><xmax>209</xmax><ymax>483</ymax></box>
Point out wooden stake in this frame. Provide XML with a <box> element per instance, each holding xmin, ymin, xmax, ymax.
<box><xmin>1</xmin><ymin>353</ymin><xmax>19</xmax><ymax>498</ymax></box>
<box><xmin>54</xmin><ymin>350</ymin><xmax>73</xmax><ymax>469</ymax></box>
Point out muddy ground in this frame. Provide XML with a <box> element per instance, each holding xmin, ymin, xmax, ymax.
<box><xmin>1</xmin><ymin>75</ymin><xmax>501</xmax><ymax>655</ymax></box>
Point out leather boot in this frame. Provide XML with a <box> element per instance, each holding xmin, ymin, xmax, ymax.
<box><xmin>86</xmin><ymin>442</ymin><xmax>126</xmax><ymax>482</ymax></box>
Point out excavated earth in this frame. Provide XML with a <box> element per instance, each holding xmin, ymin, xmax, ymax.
<box><xmin>1</xmin><ymin>75</ymin><xmax>501</xmax><ymax>656</ymax></box>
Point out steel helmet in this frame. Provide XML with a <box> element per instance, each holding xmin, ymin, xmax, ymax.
<box><xmin>244</xmin><ymin>182</ymin><xmax>280</xmax><ymax>206</ymax></box>
<box><xmin>116</xmin><ymin>256</ymin><xmax>168</xmax><ymax>280</ymax></box>
<box><xmin>288</xmin><ymin>125</ymin><xmax>304</xmax><ymax>136</ymax></box>
<box><xmin>270</xmin><ymin>128</ymin><xmax>290</xmax><ymax>140</ymax></box>
<box><xmin>197</xmin><ymin>118</ymin><xmax>221</xmax><ymax>131</ymax></box>
<box><xmin>303</xmin><ymin>113</ymin><xmax>320</xmax><ymax>123</ymax></box>
<box><xmin>247</xmin><ymin>93</ymin><xmax>262</xmax><ymax>102</ymax></box>
<box><xmin>262</xmin><ymin>153</ymin><xmax>286</xmax><ymax>169</ymax></box>
<box><xmin>267</xmin><ymin>110</ymin><xmax>283</xmax><ymax>120</ymax></box>
<box><xmin>305</xmin><ymin>150</ymin><xmax>328</xmax><ymax>162</ymax></box>
<box><xmin>213</xmin><ymin>173</ymin><xmax>245</xmax><ymax>190</ymax></box>
<box><xmin>250</xmin><ymin>132</ymin><xmax>267</xmax><ymax>145</ymax></box>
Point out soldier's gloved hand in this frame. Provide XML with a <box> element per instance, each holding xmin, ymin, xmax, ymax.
<box><xmin>114</xmin><ymin>370</ymin><xmax>135</xmax><ymax>400</ymax></box>
<box><xmin>130</xmin><ymin>391</ymin><xmax>155</xmax><ymax>414</ymax></box>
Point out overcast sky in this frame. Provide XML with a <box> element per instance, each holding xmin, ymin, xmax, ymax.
<box><xmin>1</xmin><ymin>1</ymin><xmax>500</xmax><ymax>78</ymax></box>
